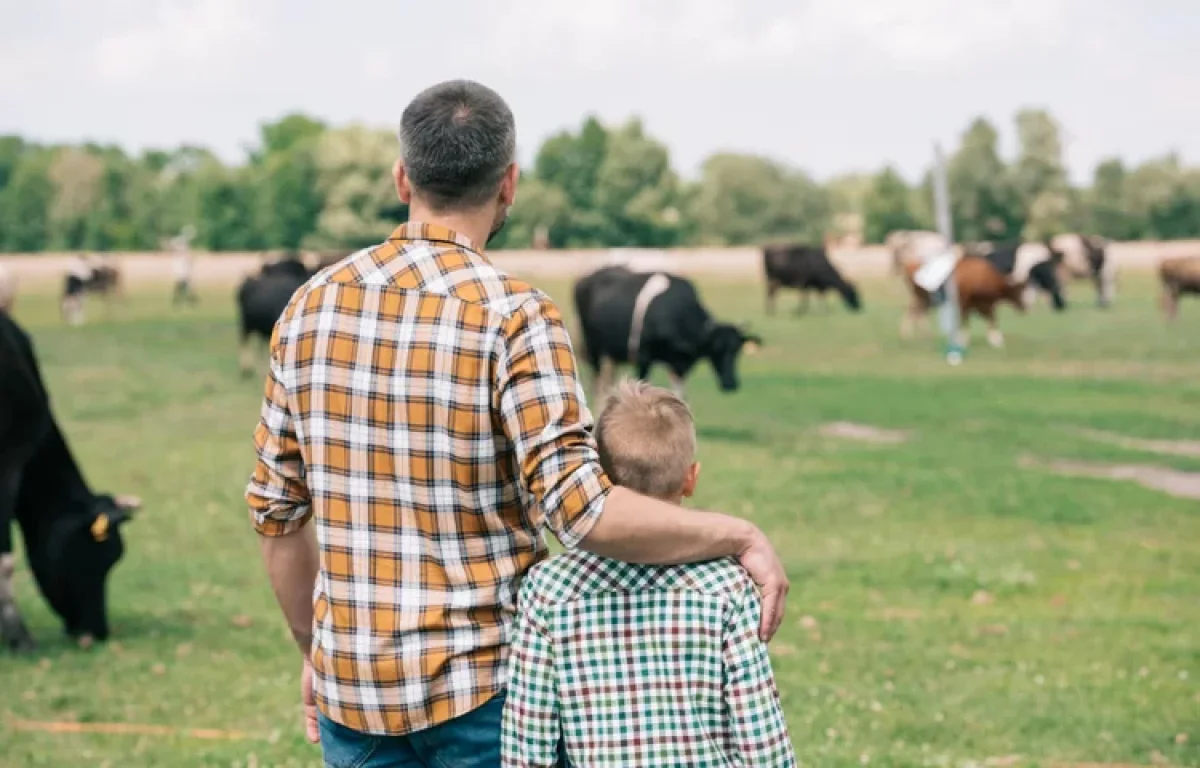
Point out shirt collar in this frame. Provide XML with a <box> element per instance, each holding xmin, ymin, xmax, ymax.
<box><xmin>388</xmin><ymin>222</ymin><xmax>483</xmax><ymax>256</ymax></box>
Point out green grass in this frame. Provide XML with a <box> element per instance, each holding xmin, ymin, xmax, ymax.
<box><xmin>2</xmin><ymin>275</ymin><xmax>1198</xmax><ymax>767</ymax></box>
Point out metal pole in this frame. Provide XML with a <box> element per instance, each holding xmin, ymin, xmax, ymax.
<box><xmin>932</xmin><ymin>143</ymin><xmax>963</xmax><ymax>365</ymax></box>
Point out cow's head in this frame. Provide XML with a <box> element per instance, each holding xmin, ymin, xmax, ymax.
<box><xmin>704</xmin><ymin>324</ymin><xmax>763</xmax><ymax>393</ymax></box>
<box><xmin>47</xmin><ymin>493</ymin><xmax>140</xmax><ymax>645</ymax></box>
<box><xmin>840</xmin><ymin>281</ymin><xmax>863</xmax><ymax>312</ymax></box>
<box><xmin>1028</xmin><ymin>259</ymin><xmax>1066</xmax><ymax>312</ymax></box>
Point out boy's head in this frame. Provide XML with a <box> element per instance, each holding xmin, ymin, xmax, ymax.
<box><xmin>595</xmin><ymin>380</ymin><xmax>700</xmax><ymax>503</ymax></box>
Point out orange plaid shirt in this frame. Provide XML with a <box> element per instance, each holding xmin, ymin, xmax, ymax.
<box><xmin>246</xmin><ymin>223</ymin><xmax>612</xmax><ymax>736</ymax></box>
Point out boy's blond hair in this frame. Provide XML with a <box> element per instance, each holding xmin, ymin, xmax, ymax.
<box><xmin>594</xmin><ymin>380</ymin><xmax>696</xmax><ymax>499</ymax></box>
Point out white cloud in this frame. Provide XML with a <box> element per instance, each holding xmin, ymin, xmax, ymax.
<box><xmin>800</xmin><ymin>0</ymin><xmax>1076</xmax><ymax>65</ymax></box>
<box><xmin>91</xmin><ymin>0</ymin><xmax>275</xmax><ymax>87</ymax></box>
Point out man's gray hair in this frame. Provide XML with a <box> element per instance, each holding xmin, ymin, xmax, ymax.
<box><xmin>399</xmin><ymin>80</ymin><xmax>516</xmax><ymax>210</ymax></box>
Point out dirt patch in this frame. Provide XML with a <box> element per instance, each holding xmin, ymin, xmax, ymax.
<box><xmin>1021</xmin><ymin>455</ymin><xmax>1200</xmax><ymax>500</ymax></box>
<box><xmin>819</xmin><ymin>421</ymin><xmax>910</xmax><ymax>445</ymax></box>
<box><xmin>1078</xmin><ymin>427</ymin><xmax>1200</xmax><ymax>459</ymax></box>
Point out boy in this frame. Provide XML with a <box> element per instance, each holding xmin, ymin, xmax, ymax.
<box><xmin>502</xmin><ymin>380</ymin><xmax>795</xmax><ymax>767</ymax></box>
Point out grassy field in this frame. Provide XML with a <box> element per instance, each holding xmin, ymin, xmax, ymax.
<box><xmin>1</xmin><ymin>273</ymin><xmax>1197</xmax><ymax>768</ymax></box>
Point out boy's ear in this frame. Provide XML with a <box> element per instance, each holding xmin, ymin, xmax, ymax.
<box><xmin>682</xmin><ymin>462</ymin><xmax>701</xmax><ymax>498</ymax></box>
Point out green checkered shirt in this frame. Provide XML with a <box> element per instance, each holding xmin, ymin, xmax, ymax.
<box><xmin>501</xmin><ymin>551</ymin><xmax>795</xmax><ymax>767</ymax></box>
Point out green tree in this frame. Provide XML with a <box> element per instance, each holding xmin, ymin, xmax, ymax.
<box><xmin>690</xmin><ymin>153</ymin><xmax>828</xmax><ymax>245</ymax></box>
<box><xmin>307</xmin><ymin>125</ymin><xmax>400</xmax><ymax>249</ymax></box>
<box><xmin>948</xmin><ymin>118</ymin><xmax>1020</xmax><ymax>241</ymax></box>
<box><xmin>862</xmin><ymin>167</ymin><xmax>922</xmax><ymax>243</ymax></box>
<box><xmin>1086</xmin><ymin>159</ymin><xmax>1133</xmax><ymax>239</ymax></box>
<box><xmin>0</xmin><ymin>151</ymin><xmax>54</xmax><ymax>251</ymax></box>
<box><xmin>593</xmin><ymin>120</ymin><xmax>683</xmax><ymax>247</ymax></box>
<box><xmin>259</xmin><ymin>113</ymin><xmax>326</xmax><ymax>158</ymax></box>
<box><xmin>491</xmin><ymin>176</ymin><xmax>571</xmax><ymax>249</ymax></box>
<box><xmin>47</xmin><ymin>147</ymin><xmax>106</xmax><ymax>249</ymax></box>
<box><xmin>534</xmin><ymin>117</ymin><xmax>609</xmax><ymax>246</ymax></box>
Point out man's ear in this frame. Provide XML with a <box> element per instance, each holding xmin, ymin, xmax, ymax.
<box><xmin>499</xmin><ymin>163</ymin><xmax>519</xmax><ymax>207</ymax></box>
<box><xmin>394</xmin><ymin>159</ymin><xmax>413</xmax><ymax>204</ymax></box>
<box><xmin>682</xmin><ymin>462</ymin><xmax>701</xmax><ymax>498</ymax></box>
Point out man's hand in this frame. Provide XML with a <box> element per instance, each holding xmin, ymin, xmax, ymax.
<box><xmin>737</xmin><ymin>530</ymin><xmax>789</xmax><ymax>642</ymax></box>
<box><xmin>301</xmin><ymin>659</ymin><xmax>319</xmax><ymax>744</ymax></box>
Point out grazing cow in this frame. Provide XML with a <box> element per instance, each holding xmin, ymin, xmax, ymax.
<box><xmin>573</xmin><ymin>266</ymin><xmax>762</xmax><ymax>397</ymax></box>
<box><xmin>236</xmin><ymin>260</ymin><xmax>315</xmax><ymax>376</ymax></box>
<box><xmin>0</xmin><ymin>263</ymin><xmax>15</xmax><ymax>314</ymax></box>
<box><xmin>1051</xmin><ymin>234</ymin><xmax>1116</xmax><ymax>307</ymax></box>
<box><xmin>1159</xmin><ymin>255</ymin><xmax>1200</xmax><ymax>321</ymax></box>
<box><xmin>762</xmin><ymin>244</ymin><xmax>862</xmax><ymax>315</ymax></box>
<box><xmin>0</xmin><ymin>312</ymin><xmax>139</xmax><ymax>651</ymax></box>
<box><xmin>887</xmin><ymin>230</ymin><xmax>952</xmax><ymax>275</ymax></box>
<box><xmin>901</xmin><ymin>243</ymin><xmax>1064</xmax><ymax>349</ymax></box>
<box><xmin>61</xmin><ymin>256</ymin><xmax>123</xmax><ymax>326</ymax></box>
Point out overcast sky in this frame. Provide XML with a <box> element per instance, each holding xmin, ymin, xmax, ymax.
<box><xmin>2</xmin><ymin>0</ymin><xmax>1196</xmax><ymax>183</ymax></box>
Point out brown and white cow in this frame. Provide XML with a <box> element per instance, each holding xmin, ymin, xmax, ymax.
<box><xmin>901</xmin><ymin>243</ymin><xmax>1065</xmax><ymax>348</ymax></box>
<box><xmin>1159</xmin><ymin>255</ymin><xmax>1200</xmax><ymax>321</ymax></box>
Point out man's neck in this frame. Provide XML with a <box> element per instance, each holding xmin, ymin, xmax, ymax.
<box><xmin>407</xmin><ymin>203</ymin><xmax>493</xmax><ymax>252</ymax></box>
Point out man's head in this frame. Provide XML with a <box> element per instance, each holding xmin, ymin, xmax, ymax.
<box><xmin>595</xmin><ymin>380</ymin><xmax>700</xmax><ymax>503</ymax></box>
<box><xmin>395</xmin><ymin>80</ymin><xmax>518</xmax><ymax>244</ymax></box>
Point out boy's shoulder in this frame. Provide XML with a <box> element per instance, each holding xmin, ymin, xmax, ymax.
<box><xmin>521</xmin><ymin>550</ymin><xmax>756</xmax><ymax>608</ymax></box>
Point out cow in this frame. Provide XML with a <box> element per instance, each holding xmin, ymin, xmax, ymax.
<box><xmin>61</xmin><ymin>255</ymin><xmax>123</xmax><ymax>326</ymax></box>
<box><xmin>0</xmin><ymin>263</ymin><xmax>15</xmax><ymax>314</ymax></box>
<box><xmin>762</xmin><ymin>244</ymin><xmax>862</xmax><ymax>315</ymax></box>
<box><xmin>1050</xmin><ymin>234</ymin><xmax>1116</xmax><ymax>308</ymax></box>
<box><xmin>573</xmin><ymin>266</ymin><xmax>762</xmax><ymax>398</ymax></box>
<box><xmin>887</xmin><ymin>230</ymin><xmax>952</xmax><ymax>275</ymax></box>
<box><xmin>1159</xmin><ymin>255</ymin><xmax>1200</xmax><ymax>321</ymax></box>
<box><xmin>236</xmin><ymin>260</ymin><xmax>316</xmax><ymax>376</ymax></box>
<box><xmin>901</xmin><ymin>242</ymin><xmax>1065</xmax><ymax>349</ymax></box>
<box><xmin>1</xmin><ymin>311</ymin><xmax>140</xmax><ymax>651</ymax></box>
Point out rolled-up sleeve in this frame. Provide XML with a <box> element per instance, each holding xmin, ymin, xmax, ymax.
<box><xmin>246</xmin><ymin>333</ymin><xmax>311</xmax><ymax>537</ymax></box>
<box><xmin>496</xmin><ymin>294</ymin><xmax>611</xmax><ymax>548</ymax></box>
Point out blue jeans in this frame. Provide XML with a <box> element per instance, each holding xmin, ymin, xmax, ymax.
<box><xmin>318</xmin><ymin>692</ymin><xmax>505</xmax><ymax>768</ymax></box>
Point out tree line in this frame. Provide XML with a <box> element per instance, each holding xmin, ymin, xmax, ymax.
<box><xmin>2</xmin><ymin>109</ymin><xmax>1198</xmax><ymax>254</ymax></box>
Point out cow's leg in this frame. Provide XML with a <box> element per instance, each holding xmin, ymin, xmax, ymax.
<box><xmin>595</xmin><ymin>358</ymin><xmax>616</xmax><ymax>400</ymax></box>
<box><xmin>0</xmin><ymin>474</ymin><xmax>36</xmax><ymax>653</ymax></box>
<box><xmin>239</xmin><ymin>331</ymin><xmax>257</xmax><ymax>378</ymax></box>
<box><xmin>668</xmin><ymin>372</ymin><xmax>686</xmax><ymax>399</ymax></box>
<box><xmin>766</xmin><ymin>280</ymin><xmax>780</xmax><ymax>316</ymax></box>
<box><xmin>796</xmin><ymin>290</ymin><xmax>810</xmax><ymax>315</ymax></box>
<box><xmin>982</xmin><ymin>305</ymin><xmax>1004</xmax><ymax>348</ymax></box>
<box><xmin>1162</xmin><ymin>286</ymin><xmax>1180</xmax><ymax>322</ymax></box>
<box><xmin>635</xmin><ymin>358</ymin><xmax>652</xmax><ymax>383</ymax></box>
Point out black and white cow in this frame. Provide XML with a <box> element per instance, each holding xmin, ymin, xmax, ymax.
<box><xmin>762</xmin><ymin>244</ymin><xmax>862</xmax><ymax>315</ymax></box>
<box><xmin>573</xmin><ymin>266</ymin><xmax>762</xmax><ymax>397</ymax></box>
<box><xmin>61</xmin><ymin>256</ymin><xmax>123</xmax><ymax>326</ymax></box>
<box><xmin>236</xmin><ymin>261</ymin><xmax>315</xmax><ymax>376</ymax></box>
<box><xmin>1</xmin><ymin>312</ymin><xmax>139</xmax><ymax>651</ymax></box>
<box><xmin>0</xmin><ymin>263</ymin><xmax>15</xmax><ymax>314</ymax></box>
<box><xmin>978</xmin><ymin>242</ymin><xmax>1067</xmax><ymax>312</ymax></box>
<box><xmin>1051</xmin><ymin>234</ymin><xmax>1116</xmax><ymax>308</ymax></box>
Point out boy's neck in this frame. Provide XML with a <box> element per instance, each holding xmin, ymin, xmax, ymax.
<box><xmin>652</xmin><ymin>493</ymin><xmax>685</xmax><ymax>506</ymax></box>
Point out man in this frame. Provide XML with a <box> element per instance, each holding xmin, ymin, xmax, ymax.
<box><xmin>247</xmin><ymin>80</ymin><xmax>788</xmax><ymax>767</ymax></box>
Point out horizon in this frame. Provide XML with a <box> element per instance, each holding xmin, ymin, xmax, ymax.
<box><xmin>3</xmin><ymin>0</ymin><xmax>1199</xmax><ymax>184</ymax></box>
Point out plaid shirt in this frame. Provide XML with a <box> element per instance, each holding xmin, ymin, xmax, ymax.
<box><xmin>502</xmin><ymin>551</ymin><xmax>796</xmax><ymax>767</ymax></box>
<box><xmin>246</xmin><ymin>223</ymin><xmax>611</xmax><ymax>735</ymax></box>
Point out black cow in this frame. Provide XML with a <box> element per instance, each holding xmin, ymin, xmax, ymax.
<box><xmin>573</xmin><ymin>266</ymin><xmax>762</xmax><ymax>397</ymax></box>
<box><xmin>980</xmin><ymin>242</ymin><xmax>1067</xmax><ymax>311</ymax></box>
<box><xmin>236</xmin><ymin>264</ymin><xmax>313</xmax><ymax>377</ymax></box>
<box><xmin>1</xmin><ymin>312</ymin><xmax>139</xmax><ymax>651</ymax></box>
<box><xmin>763</xmin><ymin>244</ymin><xmax>862</xmax><ymax>315</ymax></box>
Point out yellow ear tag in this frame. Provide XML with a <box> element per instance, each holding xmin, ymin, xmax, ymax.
<box><xmin>744</xmin><ymin>341</ymin><xmax>761</xmax><ymax>356</ymax></box>
<box><xmin>90</xmin><ymin>514</ymin><xmax>110</xmax><ymax>542</ymax></box>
